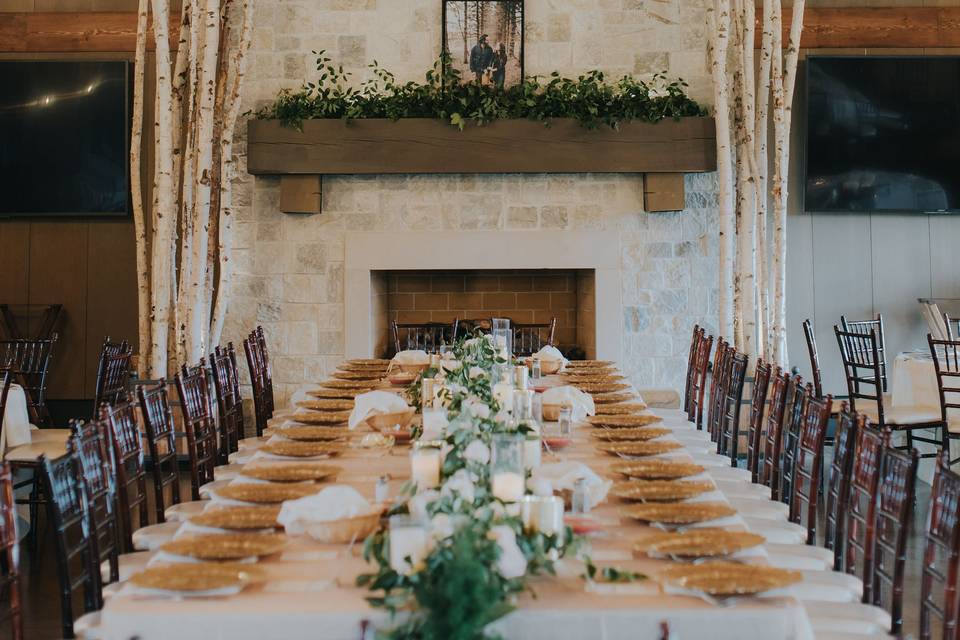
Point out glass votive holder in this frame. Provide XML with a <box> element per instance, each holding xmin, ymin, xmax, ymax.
<box><xmin>512</xmin><ymin>388</ymin><xmax>534</xmax><ymax>421</ymax></box>
<box><xmin>490</xmin><ymin>432</ymin><xmax>525</xmax><ymax>502</ymax></box>
<box><xmin>523</xmin><ymin>433</ymin><xmax>542</xmax><ymax>471</ymax></box>
<box><xmin>519</xmin><ymin>495</ymin><xmax>565</xmax><ymax>536</ymax></box>
<box><xmin>513</xmin><ymin>364</ymin><xmax>529</xmax><ymax>390</ymax></box>
<box><xmin>410</xmin><ymin>441</ymin><xmax>442</xmax><ymax>489</ymax></box>
<box><xmin>389</xmin><ymin>514</ymin><xmax>430</xmax><ymax>575</ymax></box>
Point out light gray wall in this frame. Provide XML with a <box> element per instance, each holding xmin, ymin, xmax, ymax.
<box><xmin>786</xmin><ymin>50</ymin><xmax>960</xmax><ymax>396</ymax></box>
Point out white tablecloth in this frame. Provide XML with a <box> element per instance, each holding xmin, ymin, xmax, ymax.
<box><xmin>891</xmin><ymin>351</ymin><xmax>939</xmax><ymax>410</ymax></box>
<box><xmin>1</xmin><ymin>384</ymin><xmax>32</xmax><ymax>455</ymax></box>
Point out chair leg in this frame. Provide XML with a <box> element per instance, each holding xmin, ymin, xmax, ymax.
<box><xmin>906</xmin><ymin>429</ymin><xmax>913</xmax><ymax>452</ymax></box>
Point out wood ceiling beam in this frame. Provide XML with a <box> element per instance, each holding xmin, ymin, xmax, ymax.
<box><xmin>0</xmin><ymin>11</ymin><xmax>178</xmax><ymax>53</ymax></box>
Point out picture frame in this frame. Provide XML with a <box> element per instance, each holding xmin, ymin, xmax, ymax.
<box><xmin>441</xmin><ymin>1</ymin><xmax>525</xmax><ymax>89</ymax></box>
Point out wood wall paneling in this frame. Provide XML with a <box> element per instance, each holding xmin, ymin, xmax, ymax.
<box><xmin>929</xmin><ymin>216</ymin><xmax>960</xmax><ymax>301</ymax></box>
<box><xmin>754</xmin><ymin>8</ymin><xmax>960</xmax><ymax>49</ymax></box>
<box><xmin>0</xmin><ymin>11</ymin><xmax>179</xmax><ymax>52</ymax></box>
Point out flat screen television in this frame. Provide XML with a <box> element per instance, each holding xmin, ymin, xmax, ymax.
<box><xmin>805</xmin><ymin>56</ymin><xmax>960</xmax><ymax>213</ymax></box>
<box><xmin>0</xmin><ymin>60</ymin><xmax>130</xmax><ymax>217</ymax></box>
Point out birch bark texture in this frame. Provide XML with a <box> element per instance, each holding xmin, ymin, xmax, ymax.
<box><xmin>708</xmin><ymin>0</ymin><xmax>804</xmax><ymax>368</ymax></box>
<box><xmin>133</xmin><ymin>0</ymin><xmax>254</xmax><ymax>378</ymax></box>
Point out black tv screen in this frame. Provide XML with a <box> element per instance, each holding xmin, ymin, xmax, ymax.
<box><xmin>805</xmin><ymin>56</ymin><xmax>960</xmax><ymax>213</ymax></box>
<box><xmin>0</xmin><ymin>60</ymin><xmax>130</xmax><ymax>217</ymax></box>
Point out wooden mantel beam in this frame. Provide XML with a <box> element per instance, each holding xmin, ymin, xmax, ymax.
<box><xmin>0</xmin><ymin>11</ymin><xmax>179</xmax><ymax>53</ymax></box>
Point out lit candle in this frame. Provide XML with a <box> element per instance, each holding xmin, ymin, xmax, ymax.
<box><xmin>410</xmin><ymin>445</ymin><xmax>441</xmax><ymax>488</ymax></box>
<box><xmin>523</xmin><ymin>435</ymin><xmax>541</xmax><ymax>471</ymax></box>
<box><xmin>491</xmin><ymin>471</ymin><xmax>525</xmax><ymax>502</ymax></box>
<box><xmin>493</xmin><ymin>382</ymin><xmax>514</xmax><ymax>412</ymax></box>
<box><xmin>389</xmin><ymin>516</ymin><xmax>429</xmax><ymax>575</ymax></box>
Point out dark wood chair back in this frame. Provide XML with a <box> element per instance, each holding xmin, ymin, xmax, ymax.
<box><xmin>70</xmin><ymin>420</ymin><xmax>119</xmax><ymax>585</ymax></box>
<box><xmin>0</xmin><ymin>462</ymin><xmax>22</xmax><ymax>640</ymax></box>
<box><xmin>790</xmin><ymin>390</ymin><xmax>833</xmax><ymax>544</ymax></box>
<box><xmin>761</xmin><ymin>369</ymin><xmax>791</xmax><ymax>493</ymax></box>
<box><xmin>841</xmin><ymin>314</ymin><xmax>888</xmax><ymax>392</ymax></box>
<box><xmin>844</xmin><ymin>424</ymin><xmax>890</xmax><ymax>604</ymax></box>
<box><xmin>920</xmin><ymin>453</ymin><xmax>960</xmax><ymax>640</ymax></box>
<box><xmin>390</xmin><ymin>320</ymin><xmax>459</xmax><ymax>355</ymax></box>
<box><xmin>717</xmin><ymin>350</ymin><xmax>749</xmax><ymax>465</ymax></box>
<box><xmin>93</xmin><ymin>337</ymin><xmax>132</xmax><ymax>418</ymax></box>
<box><xmin>689</xmin><ymin>333</ymin><xmax>714</xmax><ymax>430</ymax></box>
<box><xmin>825</xmin><ymin>404</ymin><xmax>860</xmax><ymax>570</ymax></box>
<box><xmin>175</xmin><ymin>361</ymin><xmax>217</xmax><ymax>500</ymax></box>
<box><xmin>0</xmin><ymin>334</ymin><xmax>58</xmax><ymax>426</ymax></box>
<box><xmin>872</xmin><ymin>443</ymin><xmax>919</xmax><ymax>635</ymax></box>
<box><xmin>779</xmin><ymin>376</ymin><xmax>807</xmax><ymax>505</ymax></box>
<box><xmin>929</xmin><ymin>334</ymin><xmax>960</xmax><ymax>457</ymax></box>
<box><xmin>746</xmin><ymin>360</ymin><xmax>772</xmax><ymax>482</ymax></box>
<box><xmin>210</xmin><ymin>343</ymin><xmax>244</xmax><ymax>464</ymax></box>
<box><xmin>835</xmin><ymin>325</ymin><xmax>885</xmax><ymax>423</ymax></box>
<box><xmin>243</xmin><ymin>326</ymin><xmax>272</xmax><ymax>437</ymax></box>
<box><xmin>137</xmin><ymin>382</ymin><xmax>181</xmax><ymax>522</ymax></box>
<box><xmin>802</xmin><ymin>319</ymin><xmax>825</xmax><ymax>398</ymax></box>
<box><xmin>41</xmin><ymin>452</ymin><xmax>101</xmax><ymax>639</ymax></box>
<box><xmin>512</xmin><ymin>318</ymin><xmax>557</xmax><ymax>357</ymax></box>
<box><xmin>101</xmin><ymin>397</ymin><xmax>148</xmax><ymax>553</ymax></box>
<box><xmin>0</xmin><ymin>303</ymin><xmax>61</xmax><ymax>341</ymax></box>
<box><xmin>682</xmin><ymin>325</ymin><xmax>703</xmax><ymax>415</ymax></box>
<box><xmin>706</xmin><ymin>339</ymin><xmax>730</xmax><ymax>442</ymax></box>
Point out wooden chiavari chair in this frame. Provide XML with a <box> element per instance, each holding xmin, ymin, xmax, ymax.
<box><xmin>682</xmin><ymin>325</ymin><xmax>703</xmax><ymax>416</ymax></box>
<box><xmin>841</xmin><ymin>314</ymin><xmax>889</xmax><ymax>392</ymax></box>
<box><xmin>716</xmin><ymin>350</ymin><xmax>749</xmax><ymax>465</ymax></box>
<box><xmin>789</xmin><ymin>392</ymin><xmax>833</xmax><ymax>544</ymax></box>
<box><xmin>101</xmin><ymin>398</ymin><xmax>148</xmax><ymax>553</ymax></box>
<box><xmin>70</xmin><ymin>420</ymin><xmax>120</xmax><ymax>586</ymax></box>
<box><xmin>176</xmin><ymin>361</ymin><xmax>218</xmax><ymax>501</ymax></box>
<box><xmin>745</xmin><ymin>360</ymin><xmax>772</xmax><ymax>481</ymax></box>
<box><xmin>0</xmin><ymin>334</ymin><xmax>58</xmax><ymax>426</ymax></box>
<box><xmin>929</xmin><ymin>334</ymin><xmax>960</xmax><ymax>466</ymax></box>
<box><xmin>871</xmin><ymin>442</ymin><xmax>919</xmax><ymax>635</ymax></box>
<box><xmin>0</xmin><ymin>462</ymin><xmax>22</xmax><ymax>640</ymax></box>
<box><xmin>837</xmin><ymin>325</ymin><xmax>943</xmax><ymax>455</ymax></box>
<box><xmin>761</xmin><ymin>369</ymin><xmax>791</xmax><ymax>495</ymax></box>
<box><xmin>778</xmin><ymin>377</ymin><xmax>807</xmax><ymax>506</ymax></box>
<box><xmin>844</xmin><ymin>424</ymin><xmax>890</xmax><ymax>604</ymax></box>
<box><xmin>706</xmin><ymin>340</ymin><xmax>730</xmax><ymax>443</ymax></box>
<box><xmin>825</xmin><ymin>404</ymin><xmax>861</xmax><ymax>570</ymax></box>
<box><xmin>920</xmin><ymin>453</ymin><xmax>960</xmax><ymax>640</ymax></box>
<box><xmin>41</xmin><ymin>452</ymin><xmax>101</xmax><ymax>639</ymax></box>
<box><xmin>512</xmin><ymin>318</ymin><xmax>556</xmax><ymax>357</ymax></box>
<box><xmin>688</xmin><ymin>333</ymin><xmax>714</xmax><ymax>430</ymax></box>
<box><xmin>210</xmin><ymin>343</ymin><xmax>244</xmax><ymax>464</ymax></box>
<box><xmin>92</xmin><ymin>337</ymin><xmax>132</xmax><ymax>419</ymax></box>
<box><xmin>244</xmin><ymin>327</ymin><xmax>271</xmax><ymax>437</ymax></box>
<box><xmin>390</xmin><ymin>320</ymin><xmax>459</xmax><ymax>355</ymax></box>
<box><xmin>802</xmin><ymin>319</ymin><xmax>825</xmax><ymax>400</ymax></box>
<box><xmin>137</xmin><ymin>382</ymin><xmax>181</xmax><ymax>523</ymax></box>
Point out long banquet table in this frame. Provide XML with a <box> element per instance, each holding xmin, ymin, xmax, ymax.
<box><xmin>96</xmin><ymin>367</ymin><xmax>817</xmax><ymax>640</ymax></box>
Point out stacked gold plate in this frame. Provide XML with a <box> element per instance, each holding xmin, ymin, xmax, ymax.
<box><xmin>241</xmin><ymin>462</ymin><xmax>340</xmax><ymax>483</ymax></box>
<box><xmin>611</xmin><ymin>460</ymin><xmax>706</xmax><ymax>479</ymax></box>
<box><xmin>261</xmin><ymin>440</ymin><xmax>345</xmax><ymax>458</ymax></box>
<box><xmin>592</xmin><ymin>391</ymin><xmax>636</xmax><ymax>404</ymax></box>
<box><xmin>566</xmin><ymin>360</ymin><xmax>615</xmax><ymax>368</ymax></box>
<box><xmin>339</xmin><ymin>362</ymin><xmax>389</xmax><ymax>373</ymax></box>
<box><xmin>130</xmin><ymin>563</ymin><xmax>264</xmax><ymax>593</ymax></box>
<box><xmin>275</xmin><ymin>426</ymin><xmax>350</xmax><ymax>441</ymax></box>
<box><xmin>597</xmin><ymin>441</ymin><xmax>682</xmax><ymax>457</ymax></box>
<box><xmin>215</xmin><ymin>482</ymin><xmax>323</xmax><ymax>504</ymax></box>
<box><xmin>161</xmin><ymin>533</ymin><xmax>288</xmax><ymax>560</ymax></box>
<box><xmin>634</xmin><ymin>529</ymin><xmax>765</xmax><ymax>558</ymax></box>
<box><xmin>318</xmin><ymin>379</ymin><xmax>377</xmax><ymax>390</ymax></box>
<box><xmin>611</xmin><ymin>479</ymin><xmax>715</xmax><ymax>502</ymax></box>
<box><xmin>190</xmin><ymin>506</ymin><xmax>282</xmax><ymax>530</ymax></box>
<box><xmin>658</xmin><ymin>562</ymin><xmax>801</xmax><ymax>596</ymax></box>
<box><xmin>296</xmin><ymin>398</ymin><xmax>354</xmax><ymax>411</ymax></box>
<box><xmin>308</xmin><ymin>388</ymin><xmax>365</xmax><ymax>400</ymax></box>
<box><xmin>289</xmin><ymin>411</ymin><xmax>351</xmax><ymax>426</ymax></box>
<box><xmin>594</xmin><ymin>402</ymin><xmax>648</xmax><ymax>415</ymax></box>
<box><xmin>621</xmin><ymin>501</ymin><xmax>736</xmax><ymax>525</ymax></box>
<box><xmin>587</xmin><ymin>414</ymin><xmax>664</xmax><ymax>428</ymax></box>
<box><xmin>576</xmin><ymin>382</ymin><xmax>631</xmax><ymax>394</ymax></box>
<box><xmin>591</xmin><ymin>427</ymin><xmax>673</xmax><ymax>442</ymax></box>
<box><xmin>346</xmin><ymin>359</ymin><xmax>391</xmax><ymax>366</ymax></box>
<box><xmin>333</xmin><ymin>370</ymin><xmax>383</xmax><ymax>381</ymax></box>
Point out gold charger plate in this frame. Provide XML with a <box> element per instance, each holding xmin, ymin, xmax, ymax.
<box><xmin>276</xmin><ymin>426</ymin><xmax>351</xmax><ymax>441</ymax></box>
<box><xmin>621</xmin><ymin>501</ymin><xmax>736</xmax><ymax>525</ymax></box>
<box><xmin>594</xmin><ymin>402</ymin><xmax>649</xmax><ymax>415</ymax></box>
<box><xmin>658</xmin><ymin>562</ymin><xmax>801</xmax><ymax>596</ymax></box>
<box><xmin>308</xmin><ymin>388</ymin><xmax>366</xmax><ymax>399</ymax></box>
<box><xmin>562</xmin><ymin>373</ymin><xmax>626</xmax><ymax>381</ymax></box>
<box><xmin>241</xmin><ymin>461</ymin><xmax>341</xmax><ymax>483</ymax></box>
<box><xmin>289</xmin><ymin>411</ymin><xmax>351</xmax><ymax>425</ymax></box>
<box><xmin>611</xmin><ymin>479</ymin><xmax>715</xmax><ymax>502</ymax></box>
<box><xmin>634</xmin><ymin>528</ymin><xmax>765</xmax><ymax>558</ymax></box>
<box><xmin>318</xmin><ymin>379</ymin><xmax>377</xmax><ymax>390</ymax></box>
<box><xmin>261</xmin><ymin>440</ymin><xmax>346</xmax><ymax>458</ymax></box>
<box><xmin>611</xmin><ymin>460</ymin><xmax>706</xmax><ymax>479</ymax></box>
<box><xmin>590</xmin><ymin>427</ymin><xmax>673</xmax><ymax>442</ymax></box>
<box><xmin>577</xmin><ymin>382</ymin><xmax>631</xmax><ymax>394</ymax></box>
<box><xmin>215</xmin><ymin>482</ymin><xmax>324</xmax><ymax>504</ymax></box>
<box><xmin>596</xmin><ymin>441</ymin><xmax>682</xmax><ymax>457</ymax></box>
<box><xmin>586</xmin><ymin>414</ymin><xmax>664</xmax><ymax>428</ymax></box>
<box><xmin>190</xmin><ymin>506</ymin><xmax>282</xmax><ymax>530</ymax></box>
<box><xmin>296</xmin><ymin>398</ymin><xmax>354</xmax><ymax>411</ymax></box>
<box><xmin>160</xmin><ymin>533</ymin><xmax>288</xmax><ymax>560</ymax></box>
<box><xmin>591</xmin><ymin>391</ymin><xmax>636</xmax><ymax>404</ymax></box>
<box><xmin>346</xmin><ymin>359</ymin><xmax>391</xmax><ymax>366</ymax></box>
<box><xmin>130</xmin><ymin>563</ymin><xmax>264</xmax><ymax>592</ymax></box>
<box><xmin>566</xmin><ymin>360</ymin><xmax>615</xmax><ymax>368</ymax></box>
<box><xmin>333</xmin><ymin>370</ymin><xmax>384</xmax><ymax>381</ymax></box>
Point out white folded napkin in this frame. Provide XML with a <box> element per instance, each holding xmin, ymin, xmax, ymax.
<box><xmin>531</xmin><ymin>461</ymin><xmax>611</xmax><ymax>510</ymax></box>
<box><xmin>389</xmin><ymin>350</ymin><xmax>430</xmax><ymax>371</ymax></box>
<box><xmin>348</xmin><ymin>390</ymin><xmax>411</xmax><ymax>429</ymax></box>
<box><xmin>0</xmin><ymin>385</ymin><xmax>32</xmax><ymax>454</ymax></box>
<box><xmin>277</xmin><ymin>485</ymin><xmax>373</xmax><ymax>535</ymax></box>
<box><xmin>533</xmin><ymin>345</ymin><xmax>568</xmax><ymax>364</ymax></box>
<box><xmin>540</xmin><ymin>385</ymin><xmax>596</xmax><ymax>421</ymax></box>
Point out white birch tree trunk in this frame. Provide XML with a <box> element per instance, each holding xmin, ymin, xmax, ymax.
<box><xmin>131</xmin><ymin>0</ymin><xmax>151</xmax><ymax>377</ymax></box>
<box><xmin>755</xmin><ymin>0</ymin><xmax>776</xmax><ymax>358</ymax></box>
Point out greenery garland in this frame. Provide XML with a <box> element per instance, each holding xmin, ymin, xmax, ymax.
<box><xmin>256</xmin><ymin>52</ymin><xmax>706</xmax><ymax>131</ymax></box>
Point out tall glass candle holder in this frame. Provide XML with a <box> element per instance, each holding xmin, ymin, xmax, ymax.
<box><xmin>410</xmin><ymin>441</ymin><xmax>442</xmax><ymax>488</ymax></box>
<box><xmin>491</xmin><ymin>318</ymin><xmax>513</xmax><ymax>361</ymax></box>
<box><xmin>420</xmin><ymin>377</ymin><xmax>435</xmax><ymax>410</ymax></box>
<box><xmin>513</xmin><ymin>364</ymin><xmax>529</xmax><ymax>390</ymax></box>
<box><xmin>512</xmin><ymin>389</ymin><xmax>534</xmax><ymax>421</ymax></box>
<box><xmin>523</xmin><ymin>433</ymin><xmax>542</xmax><ymax>471</ymax></box>
<box><xmin>519</xmin><ymin>495</ymin><xmax>564</xmax><ymax>536</ymax></box>
<box><xmin>490</xmin><ymin>432</ymin><xmax>525</xmax><ymax>502</ymax></box>
<box><xmin>389</xmin><ymin>514</ymin><xmax>430</xmax><ymax>575</ymax></box>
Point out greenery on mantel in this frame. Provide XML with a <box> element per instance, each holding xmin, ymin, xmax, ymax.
<box><xmin>256</xmin><ymin>52</ymin><xmax>706</xmax><ymax>131</ymax></box>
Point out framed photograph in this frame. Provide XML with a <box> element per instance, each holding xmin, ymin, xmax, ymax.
<box><xmin>442</xmin><ymin>1</ymin><xmax>524</xmax><ymax>89</ymax></box>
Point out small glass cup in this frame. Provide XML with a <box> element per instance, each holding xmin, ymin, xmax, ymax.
<box><xmin>558</xmin><ymin>405</ymin><xmax>573</xmax><ymax>436</ymax></box>
<box><xmin>572</xmin><ymin>477</ymin><xmax>590</xmax><ymax>514</ymax></box>
<box><xmin>530</xmin><ymin>358</ymin><xmax>542</xmax><ymax>380</ymax></box>
<box><xmin>389</xmin><ymin>514</ymin><xmax>430</xmax><ymax>575</ymax></box>
<box><xmin>490</xmin><ymin>432</ymin><xmax>525</xmax><ymax>502</ymax></box>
